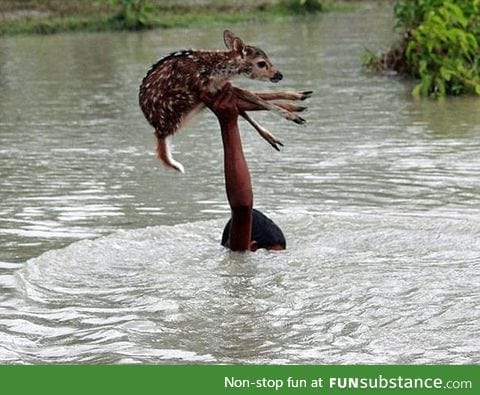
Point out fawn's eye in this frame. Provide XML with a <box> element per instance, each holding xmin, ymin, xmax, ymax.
<box><xmin>257</xmin><ymin>61</ymin><xmax>268</xmax><ymax>69</ymax></box>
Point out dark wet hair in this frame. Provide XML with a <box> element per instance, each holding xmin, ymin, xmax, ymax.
<box><xmin>221</xmin><ymin>209</ymin><xmax>286</xmax><ymax>250</ymax></box>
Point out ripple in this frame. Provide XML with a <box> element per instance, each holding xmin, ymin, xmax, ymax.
<box><xmin>0</xmin><ymin>212</ymin><xmax>475</xmax><ymax>364</ymax></box>
<box><xmin>2</xmin><ymin>13</ymin><xmax>480</xmax><ymax>365</ymax></box>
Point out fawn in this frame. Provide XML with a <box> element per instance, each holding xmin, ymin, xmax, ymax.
<box><xmin>139</xmin><ymin>30</ymin><xmax>312</xmax><ymax>173</ymax></box>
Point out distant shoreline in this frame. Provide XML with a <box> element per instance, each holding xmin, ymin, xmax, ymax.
<box><xmin>0</xmin><ymin>1</ymin><xmax>375</xmax><ymax>36</ymax></box>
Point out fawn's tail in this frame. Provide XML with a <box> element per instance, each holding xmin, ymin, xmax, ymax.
<box><xmin>156</xmin><ymin>135</ymin><xmax>185</xmax><ymax>174</ymax></box>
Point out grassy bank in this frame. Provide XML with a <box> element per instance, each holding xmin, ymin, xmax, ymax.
<box><xmin>0</xmin><ymin>0</ymin><xmax>363</xmax><ymax>36</ymax></box>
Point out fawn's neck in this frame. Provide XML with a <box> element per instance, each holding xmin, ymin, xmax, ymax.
<box><xmin>198</xmin><ymin>50</ymin><xmax>247</xmax><ymax>79</ymax></box>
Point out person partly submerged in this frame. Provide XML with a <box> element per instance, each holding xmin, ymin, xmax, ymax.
<box><xmin>202</xmin><ymin>83</ymin><xmax>286</xmax><ymax>252</ymax></box>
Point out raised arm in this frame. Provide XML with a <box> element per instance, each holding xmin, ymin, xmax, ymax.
<box><xmin>202</xmin><ymin>83</ymin><xmax>253</xmax><ymax>251</ymax></box>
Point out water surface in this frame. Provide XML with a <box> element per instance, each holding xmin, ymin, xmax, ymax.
<box><xmin>1</xmin><ymin>5</ymin><xmax>479</xmax><ymax>363</ymax></box>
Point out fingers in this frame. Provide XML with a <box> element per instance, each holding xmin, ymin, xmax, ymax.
<box><xmin>200</xmin><ymin>82</ymin><xmax>240</xmax><ymax>121</ymax></box>
<box><xmin>200</xmin><ymin>82</ymin><xmax>233</xmax><ymax>108</ymax></box>
<box><xmin>215</xmin><ymin>82</ymin><xmax>234</xmax><ymax>107</ymax></box>
<box><xmin>219</xmin><ymin>81</ymin><xmax>232</xmax><ymax>95</ymax></box>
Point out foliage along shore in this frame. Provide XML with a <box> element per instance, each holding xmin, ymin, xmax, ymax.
<box><xmin>365</xmin><ymin>0</ymin><xmax>480</xmax><ymax>97</ymax></box>
<box><xmin>0</xmin><ymin>0</ymin><xmax>359</xmax><ymax>36</ymax></box>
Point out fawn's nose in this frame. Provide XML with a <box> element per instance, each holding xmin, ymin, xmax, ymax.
<box><xmin>270</xmin><ymin>71</ymin><xmax>283</xmax><ymax>83</ymax></box>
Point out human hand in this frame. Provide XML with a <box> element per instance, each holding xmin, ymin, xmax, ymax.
<box><xmin>201</xmin><ymin>82</ymin><xmax>239</xmax><ymax>123</ymax></box>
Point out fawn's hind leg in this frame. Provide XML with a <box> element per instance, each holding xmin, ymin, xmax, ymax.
<box><xmin>240</xmin><ymin>111</ymin><xmax>283</xmax><ymax>151</ymax></box>
<box><xmin>231</xmin><ymin>86</ymin><xmax>306</xmax><ymax>125</ymax></box>
<box><xmin>271</xmin><ymin>102</ymin><xmax>308</xmax><ymax>113</ymax></box>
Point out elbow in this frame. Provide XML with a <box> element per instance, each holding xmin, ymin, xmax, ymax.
<box><xmin>227</xmin><ymin>185</ymin><xmax>253</xmax><ymax>212</ymax></box>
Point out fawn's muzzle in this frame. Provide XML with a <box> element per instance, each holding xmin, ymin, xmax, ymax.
<box><xmin>270</xmin><ymin>72</ymin><xmax>283</xmax><ymax>83</ymax></box>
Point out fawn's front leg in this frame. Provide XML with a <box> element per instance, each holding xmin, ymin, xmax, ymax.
<box><xmin>234</xmin><ymin>89</ymin><xmax>313</xmax><ymax>113</ymax></box>
<box><xmin>231</xmin><ymin>86</ymin><xmax>307</xmax><ymax>125</ymax></box>
<box><xmin>256</xmin><ymin>90</ymin><xmax>313</xmax><ymax>113</ymax></box>
<box><xmin>255</xmin><ymin>90</ymin><xmax>313</xmax><ymax>101</ymax></box>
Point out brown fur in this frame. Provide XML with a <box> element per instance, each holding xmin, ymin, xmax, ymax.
<box><xmin>139</xmin><ymin>30</ymin><xmax>310</xmax><ymax>173</ymax></box>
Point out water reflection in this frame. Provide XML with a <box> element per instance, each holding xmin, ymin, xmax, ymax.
<box><xmin>407</xmin><ymin>97</ymin><xmax>480</xmax><ymax>138</ymax></box>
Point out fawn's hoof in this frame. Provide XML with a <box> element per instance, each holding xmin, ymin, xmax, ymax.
<box><xmin>300</xmin><ymin>91</ymin><xmax>313</xmax><ymax>100</ymax></box>
<box><xmin>293</xmin><ymin>116</ymin><xmax>306</xmax><ymax>125</ymax></box>
<box><xmin>272</xmin><ymin>142</ymin><xmax>283</xmax><ymax>151</ymax></box>
<box><xmin>268</xmin><ymin>139</ymin><xmax>284</xmax><ymax>151</ymax></box>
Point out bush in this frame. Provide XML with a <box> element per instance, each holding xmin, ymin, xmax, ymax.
<box><xmin>367</xmin><ymin>0</ymin><xmax>480</xmax><ymax>97</ymax></box>
<box><xmin>280</xmin><ymin>0</ymin><xmax>323</xmax><ymax>14</ymax></box>
<box><xmin>110</xmin><ymin>0</ymin><xmax>154</xmax><ymax>29</ymax></box>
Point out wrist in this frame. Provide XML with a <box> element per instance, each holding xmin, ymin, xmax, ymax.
<box><xmin>218</xmin><ymin>113</ymin><xmax>239</xmax><ymax>128</ymax></box>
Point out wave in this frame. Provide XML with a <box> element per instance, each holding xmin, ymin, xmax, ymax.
<box><xmin>1</xmin><ymin>211</ymin><xmax>479</xmax><ymax>364</ymax></box>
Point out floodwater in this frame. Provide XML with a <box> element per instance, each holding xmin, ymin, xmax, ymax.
<box><xmin>1</xmin><ymin>4</ymin><xmax>479</xmax><ymax>364</ymax></box>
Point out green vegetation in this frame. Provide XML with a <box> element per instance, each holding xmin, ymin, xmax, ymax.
<box><xmin>366</xmin><ymin>0</ymin><xmax>480</xmax><ymax>97</ymax></box>
<box><xmin>0</xmin><ymin>0</ymin><xmax>334</xmax><ymax>36</ymax></box>
<box><xmin>0</xmin><ymin>1</ymin><xmax>259</xmax><ymax>35</ymax></box>
<box><xmin>110</xmin><ymin>0</ymin><xmax>155</xmax><ymax>29</ymax></box>
<box><xmin>280</xmin><ymin>0</ymin><xmax>324</xmax><ymax>14</ymax></box>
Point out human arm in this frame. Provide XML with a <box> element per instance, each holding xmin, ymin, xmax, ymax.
<box><xmin>202</xmin><ymin>83</ymin><xmax>253</xmax><ymax>251</ymax></box>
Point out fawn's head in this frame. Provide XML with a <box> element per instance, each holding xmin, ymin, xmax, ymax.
<box><xmin>224</xmin><ymin>30</ymin><xmax>283</xmax><ymax>83</ymax></box>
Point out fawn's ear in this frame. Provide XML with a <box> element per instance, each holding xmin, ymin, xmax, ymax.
<box><xmin>223</xmin><ymin>30</ymin><xmax>236</xmax><ymax>49</ymax></box>
<box><xmin>224</xmin><ymin>30</ymin><xmax>247</xmax><ymax>56</ymax></box>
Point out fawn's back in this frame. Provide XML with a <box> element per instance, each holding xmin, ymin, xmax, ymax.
<box><xmin>139</xmin><ymin>49</ymin><xmax>238</xmax><ymax>139</ymax></box>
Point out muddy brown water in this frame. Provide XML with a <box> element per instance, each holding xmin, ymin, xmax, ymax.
<box><xmin>1</xmin><ymin>6</ymin><xmax>479</xmax><ymax>363</ymax></box>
